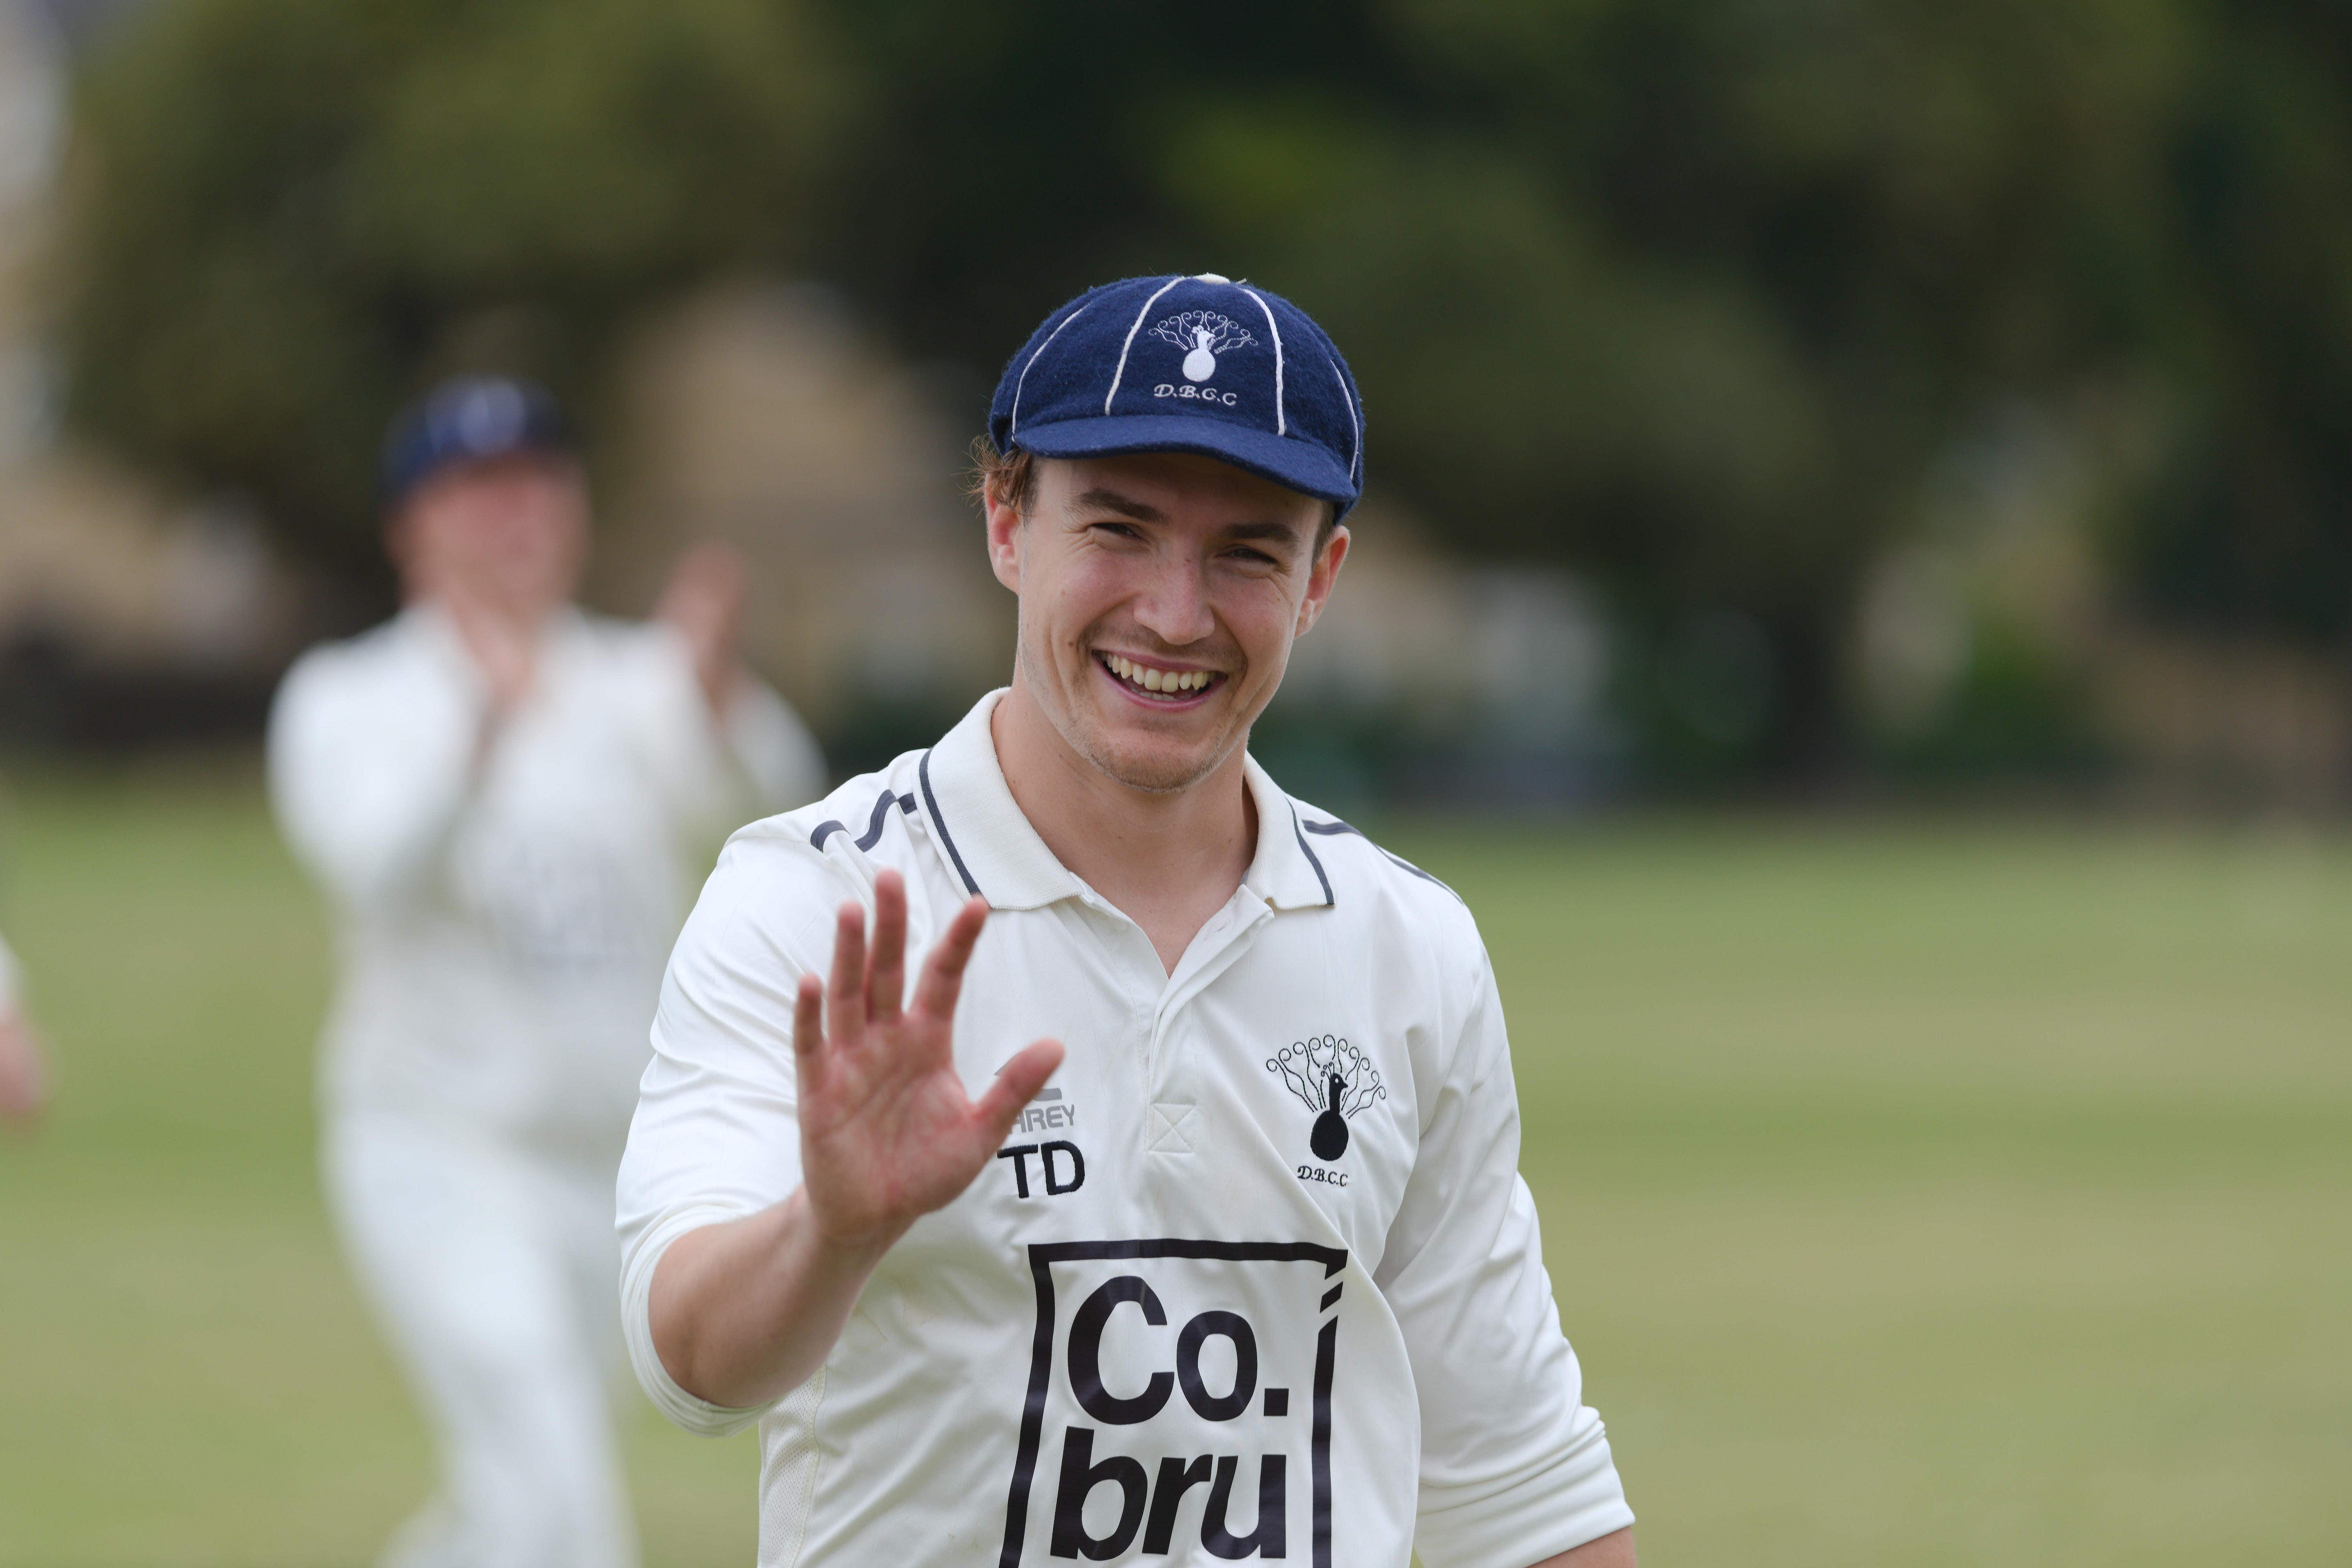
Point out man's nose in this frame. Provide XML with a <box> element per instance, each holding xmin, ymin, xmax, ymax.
<box><xmin>1130</xmin><ymin>558</ymin><xmax>1217</xmax><ymax>646</ymax></box>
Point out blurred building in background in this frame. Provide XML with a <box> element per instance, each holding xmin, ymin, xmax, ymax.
<box><xmin>584</xmin><ymin>283</ymin><xmax>1007</xmax><ymax>776</ymax></box>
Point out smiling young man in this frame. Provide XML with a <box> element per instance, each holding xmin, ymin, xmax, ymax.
<box><xmin>619</xmin><ymin>276</ymin><xmax>1636</xmax><ymax>1567</ymax></box>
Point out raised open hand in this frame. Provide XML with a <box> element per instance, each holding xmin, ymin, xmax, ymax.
<box><xmin>793</xmin><ymin>869</ymin><xmax>1062</xmax><ymax>1248</ymax></box>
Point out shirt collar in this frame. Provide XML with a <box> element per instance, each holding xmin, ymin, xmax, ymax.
<box><xmin>919</xmin><ymin>691</ymin><xmax>1336</xmax><ymax>914</ymax></box>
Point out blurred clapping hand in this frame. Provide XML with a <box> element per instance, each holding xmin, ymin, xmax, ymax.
<box><xmin>655</xmin><ymin>541</ymin><xmax>750</xmax><ymax>719</ymax></box>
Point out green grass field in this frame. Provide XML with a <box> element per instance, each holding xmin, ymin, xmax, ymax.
<box><xmin>0</xmin><ymin>764</ymin><xmax>2346</xmax><ymax>1565</ymax></box>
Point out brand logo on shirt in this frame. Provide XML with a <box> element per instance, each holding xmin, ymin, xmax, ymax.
<box><xmin>1267</xmin><ymin>1036</ymin><xmax>1385</xmax><ymax>1161</ymax></box>
<box><xmin>998</xmin><ymin>1240</ymin><xmax>1347</xmax><ymax>1568</ymax></box>
<box><xmin>1010</xmin><ymin>1084</ymin><xmax>1077</xmax><ymax>1136</ymax></box>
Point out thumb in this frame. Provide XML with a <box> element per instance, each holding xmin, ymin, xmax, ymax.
<box><xmin>973</xmin><ymin>1039</ymin><xmax>1064</xmax><ymax>1144</ymax></box>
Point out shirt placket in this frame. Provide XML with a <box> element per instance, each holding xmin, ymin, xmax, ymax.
<box><xmin>1134</xmin><ymin>889</ymin><xmax>1276</xmax><ymax>1160</ymax></box>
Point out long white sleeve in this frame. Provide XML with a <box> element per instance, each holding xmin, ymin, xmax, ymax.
<box><xmin>1376</xmin><ymin>955</ymin><xmax>1634</xmax><ymax>1567</ymax></box>
<box><xmin>267</xmin><ymin>624</ymin><xmax>488</xmax><ymax>913</ymax></box>
<box><xmin>616</xmin><ymin>826</ymin><xmax>848</xmax><ymax>1436</ymax></box>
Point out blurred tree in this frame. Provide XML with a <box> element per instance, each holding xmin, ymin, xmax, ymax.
<box><xmin>2129</xmin><ymin>1</ymin><xmax>2352</xmax><ymax>642</ymax></box>
<box><xmin>818</xmin><ymin>0</ymin><xmax>2198</xmax><ymax>769</ymax></box>
<box><xmin>55</xmin><ymin>0</ymin><xmax>2352</xmax><ymax>773</ymax></box>
<box><xmin>60</xmin><ymin>0</ymin><xmax>852</xmax><ymax>593</ymax></box>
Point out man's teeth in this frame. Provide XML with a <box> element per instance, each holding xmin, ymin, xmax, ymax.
<box><xmin>1105</xmin><ymin>654</ymin><xmax>1214</xmax><ymax>693</ymax></box>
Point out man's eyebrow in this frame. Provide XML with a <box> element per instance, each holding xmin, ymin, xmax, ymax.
<box><xmin>1071</xmin><ymin>488</ymin><xmax>1166</xmax><ymax>523</ymax></box>
<box><xmin>1071</xmin><ymin>488</ymin><xmax>1308</xmax><ymax>548</ymax></box>
<box><xmin>1221</xmin><ymin>521</ymin><xmax>1308</xmax><ymax>547</ymax></box>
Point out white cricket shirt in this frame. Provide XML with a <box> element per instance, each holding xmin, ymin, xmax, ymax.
<box><xmin>619</xmin><ymin>692</ymin><xmax>1633</xmax><ymax>1568</ymax></box>
<box><xmin>270</xmin><ymin>603</ymin><xmax>823</xmax><ymax>1161</ymax></box>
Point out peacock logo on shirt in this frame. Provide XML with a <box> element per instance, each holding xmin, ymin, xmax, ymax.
<box><xmin>1266</xmin><ymin>1036</ymin><xmax>1385</xmax><ymax>1162</ymax></box>
<box><xmin>998</xmin><ymin>1240</ymin><xmax>1347</xmax><ymax>1567</ymax></box>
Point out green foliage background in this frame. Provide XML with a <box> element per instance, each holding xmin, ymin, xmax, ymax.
<box><xmin>61</xmin><ymin>0</ymin><xmax>849</xmax><ymax>587</ymax></box>
<box><xmin>53</xmin><ymin>0</ymin><xmax>2352</xmax><ymax>758</ymax></box>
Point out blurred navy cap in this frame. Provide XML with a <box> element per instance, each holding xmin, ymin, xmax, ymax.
<box><xmin>989</xmin><ymin>274</ymin><xmax>1366</xmax><ymax>518</ymax></box>
<box><xmin>380</xmin><ymin>376</ymin><xmax>573</xmax><ymax>511</ymax></box>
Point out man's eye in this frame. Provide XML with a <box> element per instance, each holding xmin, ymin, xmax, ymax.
<box><xmin>1226</xmin><ymin>547</ymin><xmax>1279</xmax><ymax>566</ymax></box>
<box><xmin>1091</xmin><ymin>522</ymin><xmax>1144</xmax><ymax>541</ymax></box>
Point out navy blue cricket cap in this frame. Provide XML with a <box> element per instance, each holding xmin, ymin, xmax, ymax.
<box><xmin>380</xmin><ymin>375</ymin><xmax>573</xmax><ymax>512</ymax></box>
<box><xmin>989</xmin><ymin>274</ymin><xmax>1366</xmax><ymax>518</ymax></box>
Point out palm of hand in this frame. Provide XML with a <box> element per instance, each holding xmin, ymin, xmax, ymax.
<box><xmin>443</xmin><ymin>593</ymin><xmax>537</xmax><ymax>712</ymax></box>
<box><xmin>655</xmin><ymin>543</ymin><xmax>746</xmax><ymax>712</ymax></box>
<box><xmin>793</xmin><ymin>872</ymin><xmax>1061</xmax><ymax>1248</ymax></box>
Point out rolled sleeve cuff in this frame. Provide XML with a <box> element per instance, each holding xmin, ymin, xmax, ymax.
<box><xmin>1414</xmin><ymin>1411</ymin><xmax>1635</xmax><ymax>1568</ymax></box>
<box><xmin>621</xmin><ymin>1201</ymin><xmax>775</xmax><ymax>1438</ymax></box>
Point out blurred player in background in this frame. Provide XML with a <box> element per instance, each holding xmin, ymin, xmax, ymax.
<box><xmin>0</xmin><ymin>929</ymin><xmax>46</xmax><ymax>1127</ymax></box>
<box><xmin>269</xmin><ymin>376</ymin><xmax>823</xmax><ymax>1568</ymax></box>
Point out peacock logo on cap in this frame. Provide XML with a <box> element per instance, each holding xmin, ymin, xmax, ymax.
<box><xmin>1268</xmin><ymin>1034</ymin><xmax>1384</xmax><ymax>1161</ymax></box>
<box><xmin>1151</xmin><ymin>311</ymin><xmax>1256</xmax><ymax>384</ymax></box>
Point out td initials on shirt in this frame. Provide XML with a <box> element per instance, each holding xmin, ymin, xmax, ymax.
<box><xmin>998</xmin><ymin>1141</ymin><xmax>1085</xmax><ymax>1198</ymax></box>
<box><xmin>998</xmin><ymin>1241</ymin><xmax>1347</xmax><ymax>1568</ymax></box>
<box><xmin>1000</xmin><ymin>1088</ymin><xmax>1083</xmax><ymax>1198</ymax></box>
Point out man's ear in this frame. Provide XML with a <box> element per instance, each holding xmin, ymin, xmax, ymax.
<box><xmin>984</xmin><ymin>487</ymin><xmax>1024</xmax><ymax>594</ymax></box>
<box><xmin>1293</xmin><ymin>524</ymin><xmax>1350</xmax><ymax>638</ymax></box>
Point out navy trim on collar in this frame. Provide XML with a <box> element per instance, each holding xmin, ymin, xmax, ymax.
<box><xmin>920</xmin><ymin>749</ymin><xmax>982</xmax><ymax>897</ymax></box>
<box><xmin>1289</xmin><ymin>800</ymin><xmax>1334</xmax><ymax>907</ymax></box>
<box><xmin>913</xmin><ymin>690</ymin><xmax>1334</xmax><ymax>913</ymax></box>
<box><xmin>1301</xmin><ymin>816</ymin><xmax>1461</xmax><ymax>902</ymax></box>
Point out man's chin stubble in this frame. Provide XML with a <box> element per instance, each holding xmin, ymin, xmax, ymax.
<box><xmin>1073</xmin><ymin>725</ymin><xmax>1232</xmax><ymax>795</ymax></box>
<box><xmin>1077</xmin><ymin>692</ymin><xmax>1250</xmax><ymax>794</ymax></box>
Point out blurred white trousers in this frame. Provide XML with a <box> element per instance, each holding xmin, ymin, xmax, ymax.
<box><xmin>326</xmin><ymin>1113</ymin><xmax>639</xmax><ymax>1568</ymax></box>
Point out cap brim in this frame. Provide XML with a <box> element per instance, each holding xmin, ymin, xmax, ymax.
<box><xmin>1012</xmin><ymin>414</ymin><xmax>1357</xmax><ymax>511</ymax></box>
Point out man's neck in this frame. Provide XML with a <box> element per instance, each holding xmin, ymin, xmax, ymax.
<box><xmin>990</xmin><ymin>680</ymin><xmax>1257</xmax><ymax>975</ymax></box>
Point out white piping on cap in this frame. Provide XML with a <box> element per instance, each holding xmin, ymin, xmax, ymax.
<box><xmin>1104</xmin><ymin>278</ymin><xmax>1185</xmax><ymax>415</ymax></box>
<box><xmin>1325</xmin><ymin>354</ymin><xmax>1361</xmax><ymax>482</ymax></box>
<box><xmin>1237</xmin><ymin>285</ymin><xmax>1286</xmax><ymax>436</ymax></box>
<box><xmin>1007</xmin><ymin>301</ymin><xmax>1091</xmax><ymax>442</ymax></box>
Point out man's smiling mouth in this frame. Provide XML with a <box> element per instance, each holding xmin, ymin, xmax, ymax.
<box><xmin>1096</xmin><ymin>651</ymin><xmax>1223</xmax><ymax>699</ymax></box>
